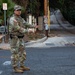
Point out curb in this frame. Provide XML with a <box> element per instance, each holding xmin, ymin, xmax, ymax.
<box><xmin>25</xmin><ymin>37</ymin><xmax>47</xmax><ymax>46</ymax></box>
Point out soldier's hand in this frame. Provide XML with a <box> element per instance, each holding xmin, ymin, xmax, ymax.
<box><xmin>28</xmin><ymin>29</ymin><xmax>35</xmax><ymax>33</ymax></box>
<box><xmin>35</xmin><ymin>25</ymin><xmax>39</xmax><ymax>28</ymax></box>
<box><xmin>14</xmin><ymin>19</ymin><xmax>18</xmax><ymax>26</ymax></box>
<box><xmin>14</xmin><ymin>19</ymin><xmax>18</xmax><ymax>23</ymax></box>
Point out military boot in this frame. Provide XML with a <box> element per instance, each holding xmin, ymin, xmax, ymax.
<box><xmin>20</xmin><ymin>66</ymin><xmax>30</xmax><ymax>71</ymax></box>
<box><xmin>13</xmin><ymin>66</ymin><xmax>24</xmax><ymax>73</ymax></box>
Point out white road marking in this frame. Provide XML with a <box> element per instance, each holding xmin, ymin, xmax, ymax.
<box><xmin>0</xmin><ymin>71</ymin><xmax>3</xmax><ymax>74</ymax></box>
<box><xmin>3</xmin><ymin>61</ymin><xmax>11</xmax><ymax>66</ymax></box>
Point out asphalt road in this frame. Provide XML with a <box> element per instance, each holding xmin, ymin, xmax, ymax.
<box><xmin>0</xmin><ymin>47</ymin><xmax>75</xmax><ymax>75</ymax></box>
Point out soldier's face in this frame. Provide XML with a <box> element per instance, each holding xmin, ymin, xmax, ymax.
<box><xmin>14</xmin><ymin>10</ymin><xmax>21</xmax><ymax>16</ymax></box>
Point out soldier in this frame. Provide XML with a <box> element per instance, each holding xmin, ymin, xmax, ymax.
<box><xmin>9</xmin><ymin>5</ymin><xmax>35</xmax><ymax>73</ymax></box>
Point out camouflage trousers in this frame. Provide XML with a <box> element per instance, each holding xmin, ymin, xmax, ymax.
<box><xmin>10</xmin><ymin>36</ymin><xmax>26</xmax><ymax>67</ymax></box>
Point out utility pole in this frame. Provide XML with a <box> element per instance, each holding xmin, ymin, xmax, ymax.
<box><xmin>44</xmin><ymin>0</ymin><xmax>48</xmax><ymax>16</ymax></box>
<box><xmin>48</xmin><ymin>0</ymin><xmax>50</xmax><ymax>33</ymax></box>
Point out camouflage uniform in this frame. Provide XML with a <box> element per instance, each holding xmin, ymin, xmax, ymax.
<box><xmin>9</xmin><ymin>14</ymin><xmax>34</xmax><ymax>68</ymax></box>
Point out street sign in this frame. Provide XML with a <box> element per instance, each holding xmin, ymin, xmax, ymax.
<box><xmin>3</xmin><ymin>3</ymin><xmax>7</xmax><ymax>10</ymax></box>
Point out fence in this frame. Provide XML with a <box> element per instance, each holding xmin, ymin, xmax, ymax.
<box><xmin>0</xmin><ymin>26</ymin><xmax>6</xmax><ymax>43</ymax></box>
<box><xmin>0</xmin><ymin>26</ymin><xmax>6</xmax><ymax>34</ymax></box>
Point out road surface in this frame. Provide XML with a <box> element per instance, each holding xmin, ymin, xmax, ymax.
<box><xmin>0</xmin><ymin>47</ymin><xmax>75</xmax><ymax>75</ymax></box>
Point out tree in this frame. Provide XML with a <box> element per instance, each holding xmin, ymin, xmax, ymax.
<box><xmin>0</xmin><ymin>0</ymin><xmax>15</xmax><ymax>25</ymax></box>
<box><xmin>0</xmin><ymin>0</ymin><xmax>15</xmax><ymax>17</ymax></box>
<box><xmin>12</xmin><ymin>0</ymin><xmax>28</xmax><ymax>12</ymax></box>
<box><xmin>12</xmin><ymin>0</ymin><xmax>40</xmax><ymax>16</ymax></box>
<box><xmin>57</xmin><ymin>0</ymin><xmax>75</xmax><ymax>25</ymax></box>
<box><xmin>47</xmin><ymin>0</ymin><xmax>75</xmax><ymax>25</ymax></box>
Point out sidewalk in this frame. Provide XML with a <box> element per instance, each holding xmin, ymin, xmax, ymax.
<box><xmin>26</xmin><ymin>36</ymin><xmax>75</xmax><ymax>48</ymax></box>
<box><xmin>0</xmin><ymin>34</ymin><xmax>75</xmax><ymax>50</ymax></box>
<box><xmin>0</xmin><ymin>36</ymin><xmax>47</xmax><ymax>50</ymax></box>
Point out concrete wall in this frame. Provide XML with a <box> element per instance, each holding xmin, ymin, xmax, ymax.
<box><xmin>38</xmin><ymin>16</ymin><xmax>44</xmax><ymax>30</ymax></box>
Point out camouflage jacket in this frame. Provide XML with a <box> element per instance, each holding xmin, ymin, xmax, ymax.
<box><xmin>9</xmin><ymin>14</ymin><xmax>34</xmax><ymax>36</ymax></box>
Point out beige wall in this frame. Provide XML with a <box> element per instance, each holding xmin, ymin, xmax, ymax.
<box><xmin>38</xmin><ymin>16</ymin><xmax>44</xmax><ymax>30</ymax></box>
